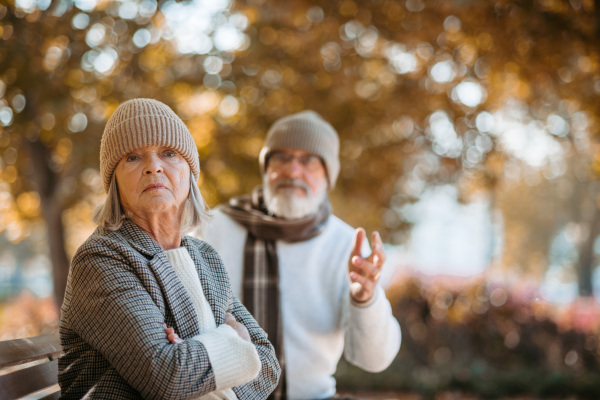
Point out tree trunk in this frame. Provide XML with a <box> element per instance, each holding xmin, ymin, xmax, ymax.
<box><xmin>26</xmin><ymin>139</ymin><xmax>70</xmax><ymax>308</ymax></box>
<box><xmin>596</xmin><ymin>0</ymin><xmax>600</xmax><ymax>39</ymax></box>
<box><xmin>41</xmin><ymin>197</ymin><xmax>70</xmax><ymax>308</ymax></box>
<box><xmin>576</xmin><ymin>186</ymin><xmax>600</xmax><ymax>297</ymax></box>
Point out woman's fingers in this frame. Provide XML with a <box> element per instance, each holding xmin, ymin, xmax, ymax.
<box><xmin>164</xmin><ymin>325</ymin><xmax>183</xmax><ymax>344</ymax></box>
<box><xmin>224</xmin><ymin>312</ymin><xmax>251</xmax><ymax>342</ymax></box>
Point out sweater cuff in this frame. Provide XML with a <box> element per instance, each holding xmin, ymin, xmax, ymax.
<box><xmin>350</xmin><ymin>284</ymin><xmax>379</xmax><ymax>308</ymax></box>
<box><xmin>191</xmin><ymin>325</ymin><xmax>261</xmax><ymax>390</ymax></box>
<box><xmin>349</xmin><ymin>285</ymin><xmax>387</xmax><ymax>323</ymax></box>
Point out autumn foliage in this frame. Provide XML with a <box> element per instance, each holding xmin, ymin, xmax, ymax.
<box><xmin>1</xmin><ymin>0</ymin><xmax>600</xmax><ymax>397</ymax></box>
<box><xmin>337</xmin><ymin>273</ymin><xmax>600</xmax><ymax>398</ymax></box>
<box><xmin>2</xmin><ymin>273</ymin><xmax>600</xmax><ymax>397</ymax></box>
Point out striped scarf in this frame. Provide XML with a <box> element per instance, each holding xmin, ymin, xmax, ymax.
<box><xmin>221</xmin><ymin>186</ymin><xmax>331</xmax><ymax>400</ymax></box>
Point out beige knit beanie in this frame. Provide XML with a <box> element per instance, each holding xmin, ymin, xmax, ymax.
<box><xmin>99</xmin><ymin>98</ymin><xmax>200</xmax><ymax>192</ymax></box>
<box><xmin>259</xmin><ymin>110</ymin><xmax>340</xmax><ymax>188</ymax></box>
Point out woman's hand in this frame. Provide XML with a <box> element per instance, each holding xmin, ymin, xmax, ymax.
<box><xmin>165</xmin><ymin>313</ymin><xmax>251</xmax><ymax>344</ymax></box>
<box><xmin>164</xmin><ymin>325</ymin><xmax>183</xmax><ymax>344</ymax></box>
<box><xmin>224</xmin><ymin>312</ymin><xmax>251</xmax><ymax>342</ymax></box>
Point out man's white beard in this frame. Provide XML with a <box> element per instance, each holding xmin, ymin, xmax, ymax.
<box><xmin>263</xmin><ymin>175</ymin><xmax>327</xmax><ymax>220</ymax></box>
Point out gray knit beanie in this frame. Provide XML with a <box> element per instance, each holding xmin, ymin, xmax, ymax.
<box><xmin>99</xmin><ymin>98</ymin><xmax>200</xmax><ymax>192</ymax></box>
<box><xmin>259</xmin><ymin>110</ymin><xmax>340</xmax><ymax>188</ymax></box>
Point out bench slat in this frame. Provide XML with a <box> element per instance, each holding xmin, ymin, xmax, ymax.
<box><xmin>39</xmin><ymin>389</ymin><xmax>61</xmax><ymax>400</ymax></box>
<box><xmin>0</xmin><ymin>359</ymin><xmax>59</xmax><ymax>399</ymax></box>
<box><xmin>0</xmin><ymin>334</ymin><xmax>61</xmax><ymax>368</ymax></box>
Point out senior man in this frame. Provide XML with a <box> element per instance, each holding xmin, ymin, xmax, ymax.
<box><xmin>200</xmin><ymin>110</ymin><xmax>401</xmax><ymax>400</ymax></box>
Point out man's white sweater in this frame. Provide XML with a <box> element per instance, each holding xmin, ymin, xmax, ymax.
<box><xmin>200</xmin><ymin>209</ymin><xmax>401</xmax><ymax>400</ymax></box>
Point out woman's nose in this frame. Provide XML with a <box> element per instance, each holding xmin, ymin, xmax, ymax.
<box><xmin>143</xmin><ymin>154</ymin><xmax>163</xmax><ymax>174</ymax></box>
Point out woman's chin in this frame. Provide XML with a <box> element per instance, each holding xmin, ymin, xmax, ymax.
<box><xmin>135</xmin><ymin>199</ymin><xmax>180</xmax><ymax>216</ymax></box>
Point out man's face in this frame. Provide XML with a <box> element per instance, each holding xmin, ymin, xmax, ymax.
<box><xmin>263</xmin><ymin>149</ymin><xmax>328</xmax><ymax>219</ymax></box>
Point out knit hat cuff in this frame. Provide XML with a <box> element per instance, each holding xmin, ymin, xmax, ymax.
<box><xmin>99</xmin><ymin>98</ymin><xmax>200</xmax><ymax>192</ymax></box>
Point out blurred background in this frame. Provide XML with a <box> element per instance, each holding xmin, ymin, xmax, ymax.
<box><xmin>1</xmin><ymin>0</ymin><xmax>600</xmax><ymax>398</ymax></box>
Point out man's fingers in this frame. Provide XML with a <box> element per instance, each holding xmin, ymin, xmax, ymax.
<box><xmin>349</xmin><ymin>271</ymin><xmax>371</xmax><ymax>287</ymax></box>
<box><xmin>368</xmin><ymin>232</ymin><xmax>386</xmax><ymax>267</ymax></box>
<box><xmin>371</xmin><ymin>243</ymin><xmax>386</xmax><ymax>267</ymax></box>
<box><xmin>351</xmin><ymin>256</ymin><xmax>381</xmax><ymax>281</ymax></box>
<box><xmin>349</xmin><ymin>272</ymin><xmax>375</xmax><ymax>301</ymax></box>
<box><xmin>351</xmin><ymin>228</ymin><xmax>366</xmax><ymax>256</ymax></box>
<box><xmin>372</xmin><ymin>231</ymin><xmax>382</xmax><ymax>247</ymax></box>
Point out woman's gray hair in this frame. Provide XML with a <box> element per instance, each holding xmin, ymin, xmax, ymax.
<box><xmin>92</xmin><ymin>173</ymin><xmax>211</xmax><ymax>235</ymax></box>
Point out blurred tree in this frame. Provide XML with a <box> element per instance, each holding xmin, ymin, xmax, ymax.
<box><xmin>0</xmin><ymin>0</ymin><xmax>264</xmax><ymax>306</ymax></box>
<box><xmin>215</xmin><ymin>0</ymin><xmax>600</xmax><ymax>293</ymax></box>
<box><xmin>0</xmin><ymin>0</ymin><xmax>232</xmax><ymax>305</ymax></box>
<box><xmin>2</xmin><ymin>0</ymin><xmax>600</xmax><ymax>306</ymax></box>
<box><xmin>335</xmin><ymin>274</ymin><xmax>600</xmax><ymax>397</ymax></box>
<box><xmin>1</xmin><ymin>2</ymin><xmax>103</xmax><ymax>306</ymax></box>
<box><xmin>492</xmin><ymin>151</ymin><xmax>598</xmax><ymax>290</ymax></box>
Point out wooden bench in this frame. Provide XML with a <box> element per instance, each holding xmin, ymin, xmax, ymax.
<box><xmin>0</xmin><ymin>334</ymin><xmax>61</xmax><ymax>400</ymax></box>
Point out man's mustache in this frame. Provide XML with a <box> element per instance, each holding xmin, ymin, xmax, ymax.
<box><xmin>273</xmin><ymin>179</ymin><xmax>310</xmax><ymax>193</ymax></box>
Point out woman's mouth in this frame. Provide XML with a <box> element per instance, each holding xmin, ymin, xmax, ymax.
<box><xmin>144</xmin><ymin>184</ymin><xmax>166</xmax><ymax>192</ymax></box>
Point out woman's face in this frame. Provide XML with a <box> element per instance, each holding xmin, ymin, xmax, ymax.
<box><xmin>115</xmin><ymin>145</ymin><xmax>191</xmax><ymax>220</ymax></box>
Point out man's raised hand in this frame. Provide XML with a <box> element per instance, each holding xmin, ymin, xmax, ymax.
<box><xmin>348</xmin><ymin>228</ymin><xmax>386</xmax><ymax>303</ymax></box>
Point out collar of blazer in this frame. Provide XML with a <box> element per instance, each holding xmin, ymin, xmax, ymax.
<box><xmin>115</xmin><ymin>218</ymin><xmax>201</xmax><ymax>259</ymax></box>
<box><xmin>112</xmin><ymin>218</ymin><xmax>229</xmax><ymax>335</ymax></box>
<box><xmin>116</xmin><ymin>218</ymin><xmax>165</xmax><ymax>257</ymax></box>
<box><xmin>110</xmin><ymin>219</ymin><xmax>205</xmax><ymax>337</ymax></box>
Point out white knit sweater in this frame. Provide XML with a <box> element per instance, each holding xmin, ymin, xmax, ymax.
<box><xmin>199</xmin><ymin>209</ymin><xmax>402</xmax><ymax>400</ymax></box>
<box><xmin>164</xmin><ymin>248</ymin><xmax>261</xmax><ymax>399</ymax></box>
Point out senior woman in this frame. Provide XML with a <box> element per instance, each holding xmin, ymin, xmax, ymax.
<box><xmin>58</xmin><ymin>98</ymin><xmax>280</xmax><ymax>399</ymax></box>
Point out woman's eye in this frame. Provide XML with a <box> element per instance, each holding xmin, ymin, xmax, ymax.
<box><xmin>165</xmin><ymin>150</ymin><xmax>176</xmax><ymax>157</ymax></box>
<box><xmin>126</xmin><ymin>154</ymin><xmax>138</xmax><ymax>162</ymax></box>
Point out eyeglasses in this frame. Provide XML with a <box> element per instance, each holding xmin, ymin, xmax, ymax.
<box><xmin>268</xmin><ymin>152</ymin><xmax>324</xmax><ymax>172</ymax></box>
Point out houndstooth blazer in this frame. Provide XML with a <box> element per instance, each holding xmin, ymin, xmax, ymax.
<box><xmin>58</xmin><ymin>219</ymin><xmax>280</xmax><ymax>399</ymax></box>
